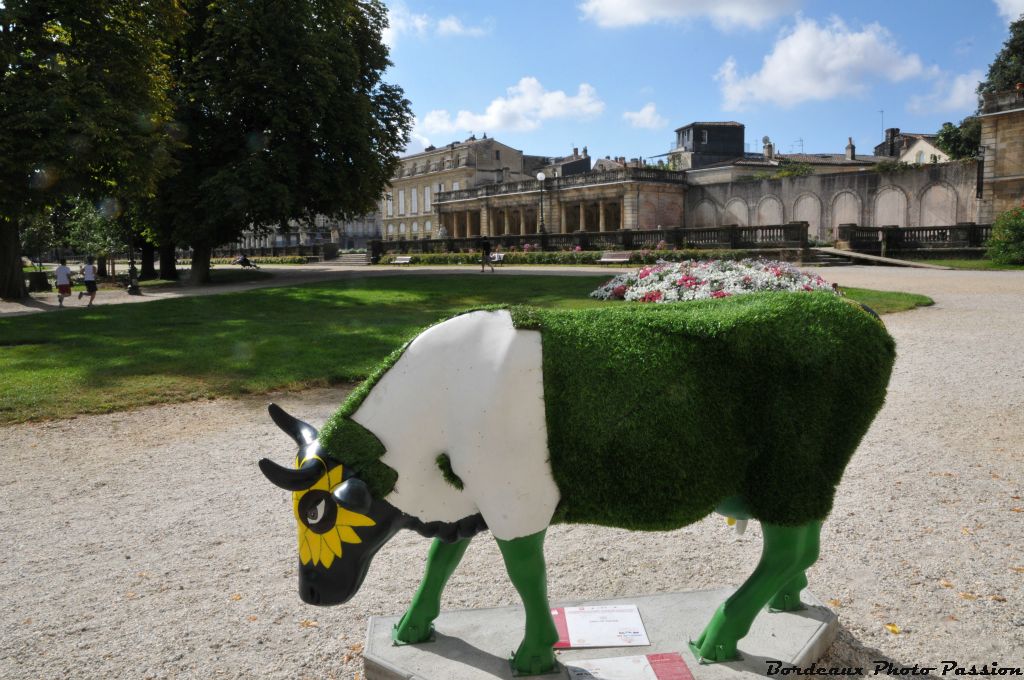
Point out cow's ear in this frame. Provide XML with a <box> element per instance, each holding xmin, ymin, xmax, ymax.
<box><xmin>332</xmin><ymin>478</ymin><xmax>373</xmax><ymax>514</ymax></box>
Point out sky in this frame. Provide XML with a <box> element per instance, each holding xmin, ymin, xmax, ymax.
<box><xmin>382</xmin><ymin>0</ymin><xmax>1024</xmax><ymax>162</ymax></box>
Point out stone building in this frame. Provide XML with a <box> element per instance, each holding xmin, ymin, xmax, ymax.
<box><xmin>380</xmin><ymin>135</ymin><xmax>545</xmax><ymax>240</ymax></box>
<box><xmin>874</xmin><ymin>128</ymin><xmax>949</xmax><ymax>164</ymax></box>
<box><xmin>434</xmin><ymin>168</ymin><xmax>686</xmax><ymax>238</ymax></box>
<box><xmin>977</xmin><ymin>88</ymin><xmax>1024</xmax><ymax>223</ymax></box>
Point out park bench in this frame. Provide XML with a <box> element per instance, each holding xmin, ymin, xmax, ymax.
<box><xmin>490</xmin><ymin>252</ymin><xmax>505</xmax><ymax>265</ymax></box>
<box><xmin>598</xmin><ymin>251</ymin><xmax>632</xmax><ymax>265</ymax></box>
<box><xmin>393</xmin><ymin>255</ymin><xmax>413</xmax><ymax>265</ymax></box>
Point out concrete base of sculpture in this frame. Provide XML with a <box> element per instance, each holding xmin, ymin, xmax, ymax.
<box><xmin>363</xmin><ymin>589</ymin><xmax>838</xmax><ymax>679</ymax></box>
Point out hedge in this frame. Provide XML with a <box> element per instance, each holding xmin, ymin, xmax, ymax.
<box><xmin>378</xmin><ymin>249</ymin><xmax>771</xmax><ymax>266</ymax></box>
<box><xmin>210</xmin><ymin>256</ymin><xmax>308</xmax><ymax>265</ymax></box>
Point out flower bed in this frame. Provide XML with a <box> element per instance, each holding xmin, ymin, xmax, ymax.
<box><xmin>590</xmin><ymin>259</ymin><xmax>835</xmax><ymax>303</ymax></box>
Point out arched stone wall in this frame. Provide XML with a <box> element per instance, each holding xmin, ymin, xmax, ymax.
<box><xmin>873</xmin><ymin>186</ymin><xmax>908</xmax><ymax>226</ymax></box>
<box><xmin>724</xmin><ymin>198</ymin><xmax>749</xmax><ymax>225</ymax></box>
<box><xmin>793</xmin><ymin>194</ymin><xmax>823</xmax><ymax>239</ymax></box>
<box><xmin>830</xmin><ymin>191</ymin><xmax>861</xmax><ymax>233</ymax></box>
<box><xmin>755</xmin><ymin>196</ymin><xmax>783</xmax><ymax>225</ymax></box>
<box><xmin>919</xmin><ymin>182</ymin><xmax>958</xmax><ymax>226</ymax></box>
<box><xmin>693</xmin><ymin>200</ymin><xmax>718</xmax><ymax>227</ymax></box>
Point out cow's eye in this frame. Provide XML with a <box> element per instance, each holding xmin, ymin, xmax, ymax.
<box><xmin>297</xmin><ymin>490</ymin><xmax>337</xmax><ymax>534</ymax></box>
<box><xmin>307</xmin><ymin>499</ymin><xmax>326</xmax><ymax>524</ymax></box>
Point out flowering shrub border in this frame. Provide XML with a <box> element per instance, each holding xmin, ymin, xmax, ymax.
<box><xmin>590</xmin><ymin>259</ymin><xmax>835</xmax><ymax>303</ymax></box>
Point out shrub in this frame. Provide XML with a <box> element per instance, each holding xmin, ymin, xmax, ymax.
<box><xmin>987</xmin><ymin>207</ymin><xmax>1024</xmax><ymax>264</ymax></box>
<box><xmin>377</xmin><ymin>250</ymin><xmax>768</xmax><ymax>266</ymax></box>
<box><xmin>210</xmin><ymin>256</ymin><xmax>308</xmax><ymax>265</ymax></box>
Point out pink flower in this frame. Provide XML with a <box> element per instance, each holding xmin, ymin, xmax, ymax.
<box><xmin>802</xmin><ymin>284</ymin><xmax>813</xmax><ymax>291</ymax></box>
<box><xmin>611</xmin><ymin>285</ymin><xmax>627</xmax><ymax>299</ymax></box>
<box><xmin>574</xmin><ymin>245</ymin><xmax>582</xmax><ymax>252</ymax></box>
<box><xmin>638</xmin><ymin>267</ymin><xmax>652</xmax><ymax>279</ymax></box>
<box><xmin>711</xmin><ymin>290</ymin><xmax>731</xmax><ymax>298</ymax></box>
<box><xmin>641</xmin><ymin>290</ymin><xmax>663</xmax><ymax>302</ymax></box>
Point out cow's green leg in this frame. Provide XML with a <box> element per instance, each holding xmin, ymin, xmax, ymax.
<box><xmin>496</xmin><ymin>530</ymin><xmax>559</xmax><ymax>676</ymax></box>
<box><xmin>768</xmin><ymin>521</ymin><xmax>820</xmax><ymax>612</ymax></box>
<box><xmin>691</xmin><ymin>521</ymin><xmax>819</xmax><ymax>662</ymax></box>
<box><xmin>393</xmin><ymin>537</ymin><xmax>472</xmax><ymax>645</ymax></box>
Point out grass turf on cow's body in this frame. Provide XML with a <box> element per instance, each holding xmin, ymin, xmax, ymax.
<box><xmin>259</xmin><ymin>292</ymin><xmax>896</xmax><ymax>675</ymax></box>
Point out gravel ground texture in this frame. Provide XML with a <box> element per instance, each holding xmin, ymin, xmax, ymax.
<box><xmin>1</xmin><ymin>266</ymin><xmax>1022</xmax><ymax>679</ymax></box>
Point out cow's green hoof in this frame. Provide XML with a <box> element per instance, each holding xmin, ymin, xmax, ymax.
<box><xmin>508</xmin><ymin>646</ymin><xmax>560</xmax><ymax>676</ymax></box>
<box><xmin>690</xmin><ymin>609</ymin><xmax>741</xmax><ymax>663</ymax></box>
<box><xmin>391</xmin><ymin>615</ymin><xmax>435</xmax><ymax>645</ymax></box>
<box><xmin>689</xmin><ymin>638</ymin><xmax>741</xmax><ymax>664</ymax></box>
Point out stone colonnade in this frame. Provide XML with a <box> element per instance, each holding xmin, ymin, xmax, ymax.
<box><xmin>439</xmin><ymin>199</ymin><xmax>629</xmax><ymax>238</ymax></box>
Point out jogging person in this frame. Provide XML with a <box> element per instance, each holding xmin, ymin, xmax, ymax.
<box><xmin>78</xmin><ymin>256</ymin><xmax>98</xmax><ymax>307</ymax></box>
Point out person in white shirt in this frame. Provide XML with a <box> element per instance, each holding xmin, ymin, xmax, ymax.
<box><xmin>54</xmin><ymin>258</ymin><xmax>72</xmax><ymax>308</ymax></box>
<box><xmin>78</xmin><ymin>256</ymin><xmax>98</xmax><ymax>307</ymax></box>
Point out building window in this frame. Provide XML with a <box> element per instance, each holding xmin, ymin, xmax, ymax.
<box><xmin>915</xmin><ymin>151</ymin><xmax>925</xmax><ymax>164</ymax></box>
<box><xmin>399</xmin><ymin>222</ymin><xmax>406</xmax><ymax>235</ymax></box>
<box><xmin>437</xmin><ymin>182</ymin><xmax>444</xmax><ymax>193</ymax></box>
<box><xmin>424</xmin><ymin>187</ymin><xmax>431</xmax><ymax>212</ymax></box>
<box><xmin>701</xmin><ymin>130</ymin><xmax>708</xmax><ymax>144</ymax></box>
<box><xmin>386</xmin><ymin>196</ymin><xmax>393</xmax><ymax>217</ymax></box>
<box><xmin>425</xmin><ymin>219</ymin><xmax>432</xmax><ymax>232</ymax></box>
<box><xmin>411</xmin><ymin>188</ymin><xmax>418</xmax><ymax>213</ymax></box>
<box><xmin>398</xmin><ymin>190</ymin><xmax>405</xmax><ymax>215</ymax></box>
<box><xmin>387</xmin><ymin>224</ymin><xmax>394</xmax><ymax>235</ymax></box>
<box><xmin>495</xmin><ymin>150</ymin><xmax>501</xmax><ymax>160</ymax></box>
<box><xmin>453</xmin><ymin>181</ymin><xmax>460</xmax><ymax>191</ymax></box>
<box><xmin>412</xmin><ymin>221</ymin><xmax>419</xmax><ymax>233</ymax></box>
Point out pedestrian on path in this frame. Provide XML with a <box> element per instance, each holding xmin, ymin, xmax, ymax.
<box><xmin>480</xmin><ymin>238</ymin><xmax>494</xmax><ymax>273</ymax></box>
<box><xmin>54</xmin><ymin>258</ymin><xmax>72</xmax><ymax>307</ymax></box>
<box><xmin>79</xmin><ymin>256</ymin><xmax>98</xmax><ymax>307</ymax></box>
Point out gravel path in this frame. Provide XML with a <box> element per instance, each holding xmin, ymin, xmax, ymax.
<box><xmin>1</xmin><ymin>266</ymin><xmax>1021</xmax><ymax>679</ymax></box>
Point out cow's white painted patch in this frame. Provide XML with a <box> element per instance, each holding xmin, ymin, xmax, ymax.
<box><xmin>351</xmin><ymin>310</ymin><xmax>560</xmax><ymax>541</ymax></box>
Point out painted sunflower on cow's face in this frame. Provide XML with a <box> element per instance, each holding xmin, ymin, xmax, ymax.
<box><xmin>293</xmin><ymin>460</ymin><xmax>376</xmax><ymax>568</ymax></box>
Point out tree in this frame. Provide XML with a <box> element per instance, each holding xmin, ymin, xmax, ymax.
<box><xmin>158</xmin><ymin>0</ymin><xmax>411</xmax><ymax>284</ymax></box>
<box><xmin>0</xmin><ymin>1</ymin><xmax>181</xmax><ymax>298</ymax></box>
<box><xmin>935</xmin><ymin>117</ymin><xmax>981</xmax><ymax>160</ymax></box>
<box><xmin>977</xmin><ymin>14</ymin><xmax>1024</xmax><ymax>95</ymax></box>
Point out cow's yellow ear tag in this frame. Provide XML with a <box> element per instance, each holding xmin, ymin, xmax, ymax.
<box><xmin>726</xmin><ymin>517</ymin><xmax>736</xmax><ymax>526</ymax></box>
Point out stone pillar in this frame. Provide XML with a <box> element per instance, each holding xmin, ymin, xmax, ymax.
<box><xmin>480</xmin><ymin>207</ymin><xmax>489</xmax><ymax>236</ymax></box>
<box><xmin>518</xmin><ymin>208</ymin><xmax>525</xmax><ymax>235</ymax></box>
<box><xmin>599</xmin><ymin>201</ymin><xmax>606</xmax><ymax>232</ymax></box>
<box><xmin>560</xmin><ymin>203</ymin><xmax>568</xmax><ymax>234</ymax></box>
<box><xmin>579</xmin><ymin>202</ymin><xmax>586</xmax><ymax>232</ymax></box>
<box><xmin>623</xmin><ymin>193</ymin><xmax>638</xmax><ymax>229</ymax></box>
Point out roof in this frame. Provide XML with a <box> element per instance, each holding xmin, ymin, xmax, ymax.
<box><xmin>690</xmin><ymin>152</ymin><xmax>884</xmax><ymax>172</ymax></box>
<box><xmin>673</xmin><ymin>121</ymin><xmax>744</xmax><ymax>132</ymax></box>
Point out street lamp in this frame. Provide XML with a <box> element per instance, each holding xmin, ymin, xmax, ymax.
<box><xmin>536</xmin><ymin>171</ymin><xmax>546</xmax><ymax>234</ymax></box>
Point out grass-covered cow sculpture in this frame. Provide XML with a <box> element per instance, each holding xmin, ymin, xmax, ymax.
<box><xmin>259</xmin><ymin>292</ymin><xmax>895</xmax><ymax>675</ymax></box>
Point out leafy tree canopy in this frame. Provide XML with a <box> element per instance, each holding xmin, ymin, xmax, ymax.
<box><xmin>160</xmin><ymin>0</ymin><xmax>412</xmax><ymax>284</ymax></box>
<box><xmin>935</xmin><ymin>117</ymin><xmax>981</xmax><ymax>160</ymax></box>
<box><xmin>0</xmin><ymin>0</ymin><xmax>182</xmax><ymax>298</ymax></box>
<box><xmin>977</xmin><ymin>14</ymin><xmax>1024</xmax><ymax>95</ymax></box>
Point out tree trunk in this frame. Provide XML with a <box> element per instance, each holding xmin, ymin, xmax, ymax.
<box><xmin>190</xmin><ymin>244</ymin><xmax>212</xmax><ymax>285</ymax></box>
<box><xmin>98</xmin><ymin>255</ymin><xmax>109</xmax><ymax>278</ymax></box>
<box><xmin>159</xmin><ymin>243</ymin><xmax>178</xmax><ymax>280</ymax></box>
<box><xmin>0</xmin><ymin>221</ymin><xmax>27</xmax><ymax>300</ymax></box>
<box><xmin>140</xmin><ymin>241</ymin><xmax>156</xmax><ymax>279</ymax></box>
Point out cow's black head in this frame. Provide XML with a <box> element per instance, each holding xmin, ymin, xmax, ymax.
<box><xmin>259</xmin><ymin>404</ymin><xmax>403</xmax><ymax>606</ymax></box>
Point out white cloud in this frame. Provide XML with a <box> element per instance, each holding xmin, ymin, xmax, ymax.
<box><xmin>420</xmin><ymin>77</ymin><xmax>605</xmax><ymax>134</ymax></box>
<box><xmin>403</xmin><ymin>118</ymin><xmax>433</xmax><ymax>154</ymax></box>
<box><xmin>623</xmin><ymin>103</ymin><xmax>667</xmax><ymax>129</ymax></box>
<box><xmin>384</xmin><ymin>2</ymin><xmax>490</xmax><ymax>46</ymax></box>
<box><xmin>994</xmin><ymin>0</ymin><xmax>1024</xmax><ymax>21</ymax></box>
<box><xmin>437</xmin><ymin>16</ymin><xmax>490</xmax><ymax>37</ymax></box>
<box><xmin>907</xmin><ymin>70</ymin><xmax>984</xmax><ymax>115</ymax></box>
<box><xmin>716</xmin><ymin>16</ymin><xmax>927</xmax><ymax>110</ymax></box>
<box><xmin>579</xmin><ymin>0</ymin><xmax>798</xmax><ymax>30</ymax></box>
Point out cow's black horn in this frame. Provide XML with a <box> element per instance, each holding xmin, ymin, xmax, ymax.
<box><xmin>268</xmin><ymin>403</ymin><xmax>318</xmax><ymax>445</ymax></box>
<box><xmin>332</xmin><ymin>478</ymin><xmax>373</xmax><ymax>513</ymax></box>
<box><xmin>259</xmin><ymin>457</ymin><xmax>325</xmax><ymax>491</ymax></box>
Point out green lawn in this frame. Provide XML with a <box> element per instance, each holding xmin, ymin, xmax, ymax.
<box><xmin>0</xmin><ymin>275</ymin><xmax>928</xmax><ymax>424</ymax></box>
<box><xmin>908</xmin><ymin>258</ymin><xmax>1024</xmax><ymax>271</ymax></box>
<box><xmin>837</xmin><ymin>287</ymin><xmax>933</xmax><ymax>314</ymax></box>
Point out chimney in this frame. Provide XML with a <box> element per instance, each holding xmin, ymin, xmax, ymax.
<box><xmin>582</xmin><ymin>145</ymin><xmax>588</xmax><ymax>157</ymax></box>
<box><xmin>763</xmin><ymin>137</ymin><xmax>775</xmax><ymax>160</ymax></box>
<box><xmin>885</xmin><ymin>127</ymin><xmax>899</xmax><ymax>157</ymax></box>
<box><xmin>845</xmin><ymin>137</ymin><xmax>856</xmax><ymax>161</ymax></box>
<box><xmin>572</xmin><ymin>147</ymin><xmax>579</xmax><ymax>157</ymax></box>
